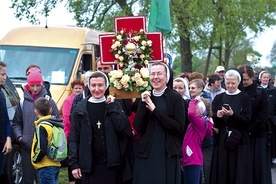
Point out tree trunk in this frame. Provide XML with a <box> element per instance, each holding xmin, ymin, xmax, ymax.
<box><xmin>205</xmin><ymin>46</ymin><xmax>213</xmax><ymax>76</ymax></box>
<box><xmin>180</xmin><ymin>36</ymin><xmax>193</xmax><ymax>72</ymax></box>
<box><xmin>224</xmin><ymin>42</ymin><xmax>231</xmax><ymax>70</ymax></box>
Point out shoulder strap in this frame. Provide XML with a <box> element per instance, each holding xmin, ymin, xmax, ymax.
<box><xmin>20</xmin><ymin>98</ymin><xmax>24</xmax><ymax>111</ymax></box>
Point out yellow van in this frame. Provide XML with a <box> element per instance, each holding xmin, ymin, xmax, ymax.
<box><xmin>0</xmin><ymin>26</ymin><xmax>102</xmax><ymax>110</ymax></box>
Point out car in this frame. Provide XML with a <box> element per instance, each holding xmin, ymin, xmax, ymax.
<box><xmin>0</xmin><ymin>76</ymin><xmax>22</xmax><ymax>184</ymax></box>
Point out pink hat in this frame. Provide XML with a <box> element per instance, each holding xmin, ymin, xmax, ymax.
<box><xmin>27</xmin><ymin>67</ymin><xmax>41</xmax><ymax>75</ymax></box>
<box><xmin>27</xmin><ymin>72</ymin><xmax>43</xmax><ymax>85</ymax></box>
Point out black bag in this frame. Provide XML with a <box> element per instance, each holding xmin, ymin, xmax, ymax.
<box><xmin>226</xmin><ymin>130</ymin><xmax>242</xmax><ymax>149</ymax></box>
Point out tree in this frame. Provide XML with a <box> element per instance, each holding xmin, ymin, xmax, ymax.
<box><xmin>170</xmin><ymin>0</ymin><xmax>276</xmax><ymax>75</ymax></box>
<box><xmin>10</xmin><ymin>0</ymin><xmax>276</xmax><ymax>76</ymax></box>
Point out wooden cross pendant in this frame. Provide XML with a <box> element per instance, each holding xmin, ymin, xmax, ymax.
<box><xmin>97</xmin><ymin>121</ymin><xmax>101</xmax><ymax>129</ymax></box>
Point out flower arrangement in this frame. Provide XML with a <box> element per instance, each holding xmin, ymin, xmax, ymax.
<box><xmin>109</xmin><ymin>67</ymin><xmax>152</xmax><ymax>92</ymax></box>
<box><xmin>109</xmin><ymin>28</ymin><xmax>153</xmax><ymax>93</ymax></box>
<box><xmin>111</xmin><ymin>29</ymin><xmax>153</xmax><ymax>70</ymax></box>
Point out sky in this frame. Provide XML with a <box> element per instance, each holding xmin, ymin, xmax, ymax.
<box><xmin>1</xmin><ymin>0</ymin><xmax>275</xmax><ymax>67</ymax></box>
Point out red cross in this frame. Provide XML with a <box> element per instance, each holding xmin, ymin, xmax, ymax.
<box><xmin>99</xmin><ymin>15</ymin><xmax>164</xmax><ymax>65</ymax></box>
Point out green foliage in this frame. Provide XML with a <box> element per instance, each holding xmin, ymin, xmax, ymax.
<box><xmin>11</xmin><ymin>0</ymin><xmax>63</xmax><ymax>24</ymax></box>
<box><xmin>10</xmin><ymin>0</ymin><xmax>276</xmax><ymax>75</ymax></box>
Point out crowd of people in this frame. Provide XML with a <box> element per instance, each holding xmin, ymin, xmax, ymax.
<box><xmin>0</xmin><ymin>60</ymin><xmax>276</xmax><ymax>184</ymax></box>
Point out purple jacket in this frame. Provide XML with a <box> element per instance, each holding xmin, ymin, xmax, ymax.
<box><xmin>181</xmin><ymin>99</ymin><xmax>213</xmax><ymax>166</ymax></box>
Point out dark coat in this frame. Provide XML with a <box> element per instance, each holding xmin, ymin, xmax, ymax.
<box><xmin>12</xmin><ymin>86</ymin><xmax>60</xmax><ymax>150</ymax></box>
<box><xmin>244</xmin><ymin>82</ymin><xmax>269</xmax><ymax>136</ymax></box>
<box><xmin>210</xmin><ymin>91</ymin><xmax>253</xmax><ymax>184</ymax></box>
<box><xmin>0</xmin><ymin>88</ymin><xmax>10</xmax><ymax>144</ymax></box>
<box><xmin>266</xmin><ymin>83</ymin><xmax>276</xmax><ymax>159</ymax></box>
<box><xmin>68</xmin><ymin>98</ymin><xmax>133</xmax><ymax>180</ymax></box>
<box><xmin>133</xmin><ymin>87</ymin><xmax>185</xmax><ymax>158</ymax></box>
<box><xmin>244</xmin><ymin>82</ymin><xmax>271</xmax><ymax>184</ymax></box>
<box><xmin>266</xmin><ymin>83</ymin><xmax>276</xmax><ymax>127</ymax></box>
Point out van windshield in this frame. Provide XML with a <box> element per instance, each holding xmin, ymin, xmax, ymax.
<box><xmin>0</xmin><ymin>46</ymin><xmax>78</xmax><ymax>85</ymax></box>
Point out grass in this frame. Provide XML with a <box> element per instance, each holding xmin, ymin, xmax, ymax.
<box><xmin>59</xmin><ymin>167</ymin><xmax>69</xmax><ymax>184</ymax></box>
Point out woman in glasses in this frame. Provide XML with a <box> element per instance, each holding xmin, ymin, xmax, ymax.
<box><xmin>133</xmin><ymin>62</ymin><xmax>185</xmax><ymax>184</ymax></box>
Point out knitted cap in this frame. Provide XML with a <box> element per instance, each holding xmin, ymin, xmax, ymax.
<box><xmin>27</xmin><ymin>67</ymin><xmax>41</xmax><ymax>75</ymax></box>
<box><xmin>27</xmin><ymin>72</ymin><xmax>43</xmax><ymax>85</ymax></box>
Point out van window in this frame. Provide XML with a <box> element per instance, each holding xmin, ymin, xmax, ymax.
<box><xmin>0</xmin><ymin>46</ymin><xmax>78</xmax><ymax>85</ymax></box>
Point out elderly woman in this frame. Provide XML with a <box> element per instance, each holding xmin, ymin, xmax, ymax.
<box><xmin>210</xmin><ymin>69</ymin><xmax>252</xmax><ymax>184</ymax></box>
<box><xmin>133</xmin><ymin>62</ymin><xmax>185</xmax><ymax>184</ymax></box>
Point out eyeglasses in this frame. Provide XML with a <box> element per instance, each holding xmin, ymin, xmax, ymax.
<box><xmin>189</xmin><ymin>87</ymin><xmax>198</xmax><ymax>90</ymax></box>
<box><xmin>150</xmin><ymin>72</ymin><xmax>165</xmax><ymax>77</ymax></box>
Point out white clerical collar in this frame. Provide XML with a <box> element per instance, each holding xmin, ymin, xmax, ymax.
<box><xmin>88</xmin><ymin>96</ymin><xmax>106</xmax><ymax>103</ymax></box>
<box><xmin>225</xmin><ymin>89</ymin><xmax>241</xmax><ymax>95</ymax></box>
<box><xmin>153</xmin><ymin>87</ymin><xmax>167</xmax><ymax>97</ymax></box>
<box><xmin>261</xmin><ymin>84</ymin><xmax>268</xmax><ymax>88</ymax></box>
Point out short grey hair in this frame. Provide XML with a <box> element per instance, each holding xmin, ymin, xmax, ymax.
<box><xmin>224</xmin><ymin>69</ymin><xmax>241</xmax><ymax>83</ymax></box>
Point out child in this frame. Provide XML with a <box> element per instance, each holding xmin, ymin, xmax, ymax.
<box><xmin>31</xmin><ymin>97</ymin><xmax>62</xmax><ymax>184</ymax></box>
<box><xmin>181</xmin><ymin>97</ymin><xmax>214</xmax><ymax>184</ymax></box>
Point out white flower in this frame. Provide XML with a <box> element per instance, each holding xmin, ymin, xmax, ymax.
<box><xmin>140</xmin><ymin>29</ymin><xmax>144</xmax><ymax>33</ymax></box>
<box><xmin>109</xmin><ymin>70</ymin><xmax>123</xmax><ymax>79</ymax></box>
<box><xmin>141</xmin><ymin>40</ymin><xmax>147</xmax><ymax>46</ymax></box>
<box><xmin>134</xmin><ymin>73</ymin><xmax>142</xmax><ymax>79</ymax></box>
<box><xmin>136</xmin><ymin>78</ymin><xmax>144</xmax><ymax>86</ymax></box>
<box><xmin>123</xmin><ymin>83</ymin><xmax>129</xmax><ymax>89</ymax></box>
<box><xmin>134</xmin><ymin>36</ymin><xmax>140</xmax><ymax>42</ymax></box>
<box><xmin>119</xmin><ymin>56</ymin><xmax>124</xmax><ymax>62</ymax></box>
<box><xmin>116</xmin><ymin>35</ymin><xmax>122</xmax><ymax>41</ymax></box>
<box><xmin>119</xmin><ymin>62</ymin><xmax>124</xmax><ymax>67</ymax></box>
<box><xmin>120</xmin><ymin>30</ymin><xmax>124</xmax><ymax>35</ymax></box>
<box><xmin>120</xmin><ymin>74</ymin><xmax>130</xmax><ymax>85</ymax></box>
<box><xmin>114</xmin><ymin>81</ymin><xmax>122</xmax><ymax>89</ymax></box>
<box><xmin>144</xmin><ymin>60</ymin><xmax>149</xmax><ymax>65</ymax></box>
<box><xmin>140</xmin><ymin>46</ymin><xmax>146</xmax><ymax>50</ymax></box>
<box><xmin>140</xmin><ymin>67</ymin><xmax>150</xmax><ymax>78</ymax></box>
<box><xmin>147</xmin><ymin>40</ymin><xmax>152</xmax><ymax>46</ymax></box>
<box><xmin>140</xmin><ymin>54</ymin><xmax>145</xmax><ymax>59</ymax></box>
<box><xmin>115</xmin><ymin>41</ymin><xmax>121</xmax><ymax>47</ymax></box>
<box><xmin>115</xmin><ymin>54</ymin><xmax>119</xmax><ymax>59</ymax></box>
<box><xmin>110</xmin><ymin>77</ymin><xmax>115</xmax><ymax>83</ymax></box>
<box><xmin>111</xmin><ymin>44</ymin><xmax>117</xmax><ymax>50</ymax></box>
<box><xmin>143</xmin><ymin>81</ymin><xmax>149</xmax><ymax>88</ymax></box>
<box><xmin>118</xmin><ymin>50</ymin><xmax>121</xmax><ymax>54</ymax></box>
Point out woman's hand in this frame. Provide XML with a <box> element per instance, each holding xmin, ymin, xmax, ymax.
<box><xmin>106</xmin><ymin>95</ymin><xmax>115</xmax><ymax>104</ymax></box>
<box><xmin>72</xmin><ymin>168</ymin><xmax>82</xmax><ymax>179</ymax></box>
<box><xmin>2</xmin><ymin>137</ymin><xmax>12</xmax><ymax>155</ymax></box>
<box><xmin>145</xmin><ymin>97</ymin><xmax>156</xmax><ymax>112</ymax></box>
<box><xmin>222</xmin><ymin>106</ymin><xmax>233</xmax><ymax>116</ymax></box>
<box><xmin>141</xmin><ymin>91</ymin><xmax>151</xmax><ymax>102</ymax></box>
<box><xmin>217</xmin><ymin>106</ymin><xmax>233</xmax><ymax>117</ymax></box>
